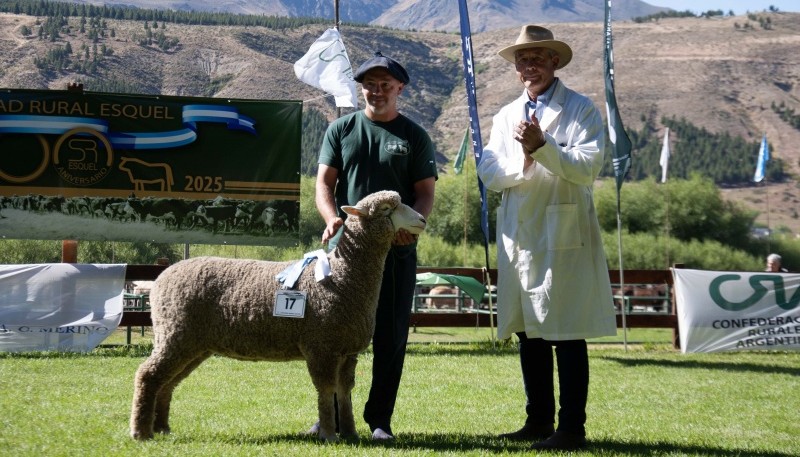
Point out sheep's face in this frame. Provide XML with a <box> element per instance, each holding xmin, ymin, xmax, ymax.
<box><xmin>342</xmin><ymin>191</ymin><xmax>426</xmax><ymax>235</ymax></box>
<box><xmin>389</xmin><ymin>202</ymin><xmax>426</xmax><ymax>234</ymax></box>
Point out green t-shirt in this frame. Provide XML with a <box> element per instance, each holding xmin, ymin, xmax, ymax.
<box><xmin>318</xmin><ymin>110</ymin><xmax>438</xmax><ymax>216</ymax></box>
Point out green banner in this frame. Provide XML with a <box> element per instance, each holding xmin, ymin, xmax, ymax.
<box><xmin>0</xmin><ymin>89</ymin><xmax>301</xmax><ymax>246</ymax></box>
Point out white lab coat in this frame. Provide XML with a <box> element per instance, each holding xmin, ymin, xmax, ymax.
<box><xmin>478</xmin><ymin>81</ymin><xmax>617</xmax><ymax>340</ymax></box>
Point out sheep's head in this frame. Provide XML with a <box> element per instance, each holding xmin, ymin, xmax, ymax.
<box><xmin>341</xmin><ymin>190</ymin><xmax>426</xmax><ymax>235</ymax></box>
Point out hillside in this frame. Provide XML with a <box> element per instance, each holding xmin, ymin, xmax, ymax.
<box><xmin>357</xmin><ymin>0</ymin><xmax>666</xmax><ymax>32</ymax></box>
<box><xmin>58</xmin><ymin>0</ymin><xmax>669</xmax><ymax>32</ymax></box>
<box><xmin>0</xmin><ymin>11</ymin><xmax>798</xmax><ymax>235</ymax></box>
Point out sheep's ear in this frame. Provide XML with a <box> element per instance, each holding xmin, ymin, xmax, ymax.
<box><xmin>341</xmin><ymin>205</ymin><xmax>368</xmax><ymax>217</ymax></box>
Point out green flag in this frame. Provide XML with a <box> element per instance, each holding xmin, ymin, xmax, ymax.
<box><xmin>453</xmin><ymin>127</ymin><xmax>469</xmax><ymax>174</ymax></box>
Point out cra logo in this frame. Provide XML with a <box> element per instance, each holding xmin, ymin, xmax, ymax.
<box><xmin>709</xmin><ymin>274</ymin><xmax>800</xmax><ymax>311</ymax></box>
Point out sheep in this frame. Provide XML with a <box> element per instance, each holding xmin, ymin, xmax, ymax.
<box><xmin>129</xmin><ymin>190</ymin><xmax>426</xmax><ymax>442</ymax></box>
<box><xmin>131</xmin><ymin>281</ymin><xmax>154</xmax><ymax>296</ymax></box>
<box><xmin>424</xmin><ymin>285</ymin><xmax>461</xmax><ymax>310</ymax></box>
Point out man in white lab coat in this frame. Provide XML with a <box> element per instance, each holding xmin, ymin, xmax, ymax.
<box><xmin>477</xmin><ymin>25</ymin><xmax>617</xmax><ymax>451</ymax></box>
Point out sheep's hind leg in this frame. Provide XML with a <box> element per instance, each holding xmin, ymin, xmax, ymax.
<box><xmin>335</xmin><ymin>354</ymin><xmax>359</xmax><ymax>440</ymax></box>
<box><xmin>130</xmin><ymin>349</ymin><xmax>207</xmax><ymax>440</ymax></box>
<box><xmin>153</xmin><ymin>352</ymin><xmax>211</xmax><ymax>434</ymax></box>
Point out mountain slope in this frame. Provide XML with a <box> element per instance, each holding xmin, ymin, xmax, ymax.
<box><xmin>0</xmin><ymin>11</ymin><xmax>798</xmax><ymax>234</ymax></box>
<box><xmin>372</xmin><ymin>0</ymin><xmax>668</xmax><ymax>32</ymax></box>
<box><xmin>62</xmin><ymin>0</ymin><xmax>668</xmax><ymax>32</ymax></box>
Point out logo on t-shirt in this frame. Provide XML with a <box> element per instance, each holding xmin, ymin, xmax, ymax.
<box><xmin>385</xmin><ymin>141</ymin><xmax>409</xmax><ymax>156</ymax></box>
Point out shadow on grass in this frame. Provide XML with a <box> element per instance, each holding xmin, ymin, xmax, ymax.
<box><xmin>598</xmin><ymin>355</ymin><xmax>800</xmax><ymax>377</ymax></box>
<box><xmin>186</xmin><ymin>432</ymin><xmax>797</xmax><ymax>456</ymax></box>
<box><xmin>406</xmin><ymin>341</ymin><xmax>518</xmax><ymax>357</ymax></box>
<box><xmin>586</xmin><ymin>438</ymin><xmax>795</xmax><ymax>457</ymax></box>
<box><xmin>0</xmin><ymin>342</ymin><xmax>518</xmax><ymax>359</ymax></box>
<box><xmin>0</xmin><ymin>343</ymin><xmax>154</xmax><ymax>359</ymax></box>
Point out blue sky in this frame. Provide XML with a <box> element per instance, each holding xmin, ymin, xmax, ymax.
<box><xmin>644</xmin><ymin>0</ymin><xmax>798</xmax><ymax>15</ymax></box>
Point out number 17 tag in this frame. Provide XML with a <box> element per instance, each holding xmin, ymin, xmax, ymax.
<box><xmin>274</xmin><ymin>290</ymin><xmax>307</xmax><ymax>318</ymax></box>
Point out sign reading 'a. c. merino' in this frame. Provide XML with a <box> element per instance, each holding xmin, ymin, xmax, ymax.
<box><xmin>0</xmin><ymin>89</ymin><xmax>302</xmax><ymax>246</ymax></box>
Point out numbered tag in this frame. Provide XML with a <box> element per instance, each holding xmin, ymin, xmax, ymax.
<box><xmin>274</xmin><ymin>290</ymin><xmax>307</xmax><ymax>318</ymax></box>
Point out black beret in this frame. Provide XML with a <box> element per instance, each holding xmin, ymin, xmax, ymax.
<box><xmin>353</xmin><ymin>52</ymin><xmax>410</xmax><ymax>84</ymax></box>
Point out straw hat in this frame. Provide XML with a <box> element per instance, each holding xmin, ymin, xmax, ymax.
<box><xmin>498</xmin><ymin>25</ymin><xmax>572</xmax><ymax>69</ymax></box>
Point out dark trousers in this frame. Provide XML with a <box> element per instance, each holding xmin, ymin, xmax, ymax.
<box><xmin>516</xmin><ymin>334</ymin><xmax>589</xmax><ymax>436</ymax></box>
<box><xmin>362</xmin><ymin>246</ymin><xmax>417</xmax><ymax>434</ymax></box>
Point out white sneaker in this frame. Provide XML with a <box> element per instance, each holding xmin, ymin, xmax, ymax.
<box><xmin>371</xmin><ymin>428</ymin><xmax>395</xmax><ymax>440</ymax></box>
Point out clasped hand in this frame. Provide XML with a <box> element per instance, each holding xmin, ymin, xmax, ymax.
<box><xmin>514</xmin><ymin>119</ymin><xmax>545</xmax><ymax>154</ymax></box>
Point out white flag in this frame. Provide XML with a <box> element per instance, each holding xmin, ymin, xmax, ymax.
<box><xmin>659</xmin><ymin>127</ymin><xmax>670</xmax><ymax>183</ymax></box>
<box><xmin>753</xmin><ymin>133</ymin><xmax>769</xmax><ymax>183</ymax></box>
<box><xmin>294</xmin><ymin>28</ymin><xmax>358</xmax><ymax>108</ymax></box>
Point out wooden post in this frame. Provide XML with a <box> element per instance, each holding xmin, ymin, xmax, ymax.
<box><xmin>61</xmin><ymin>240</ymin><xmax>78</xmax><ymax>263</ymax></box>
<box><xmin>61</xmin><ymin>82</ymin><xmax>84</xmax><ymax>263</ymax></box>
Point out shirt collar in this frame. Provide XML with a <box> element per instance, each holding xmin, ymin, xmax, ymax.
<box><xmin>529</xmin><ymin>78</ymin><xmax>558</xmax><ymax>105</ymax></box>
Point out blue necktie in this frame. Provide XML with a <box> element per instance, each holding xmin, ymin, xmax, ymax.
<box><xmin>525</xmin><ymin>100</ymin><xmax>537</xmax><ymax>122</ymax></box>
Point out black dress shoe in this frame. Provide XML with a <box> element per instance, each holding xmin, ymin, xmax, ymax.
<box><xmin>498</xmin><ymin>423</ymin><xmax>555</xmax><ymax>441</ymax></box>
<box><xmin>530</xmin><ymin>430</ymin><xmax>587</xmax><ymax>450</ymax></box>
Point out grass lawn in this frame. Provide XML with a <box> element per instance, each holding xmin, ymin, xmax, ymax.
<box><xmin>1</xmin><ymin>327</ymin><xmax>798</xmax><ymax>456</ymax></box>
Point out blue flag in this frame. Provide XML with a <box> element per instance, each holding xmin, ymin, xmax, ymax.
<box><xmin>458</xmin><ymin>0</ymin><xmax>489</xmax><ymax>249</ymax></box>
<box><xmin>604</xmin><ymin>0</ymin><xmax>632</xmax><ymax>191</ymax></box>
<box><xmin>753</xmin><ymin>133</ymin><xmax>769</xmax><ymax>182</ymax></box>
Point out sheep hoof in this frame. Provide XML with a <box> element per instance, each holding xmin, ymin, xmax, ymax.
<box><xmin>304</xmin><ymin>421</ymin><xmax>320</xmax><ymax>435</ymax></box>
<box><xmin>130</xmin><ymin>430</ymin><xmax>154</xmax><ymax>441</ymax></box>
<box><xmin>305</xmin><ymin>421</ymin><xmax>338</xmax><ymax>442</ymax></box>
<box><xmin>319</xmin><ymin>433</ymin><xmax>339</xmax><ymax>443</ymax></box>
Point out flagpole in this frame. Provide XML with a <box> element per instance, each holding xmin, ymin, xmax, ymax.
<box><xmin>665</xmin><ymin>182</ymin><xmax>670</xmax><ymax>267</ymax></box>
<box><xmin>334</xmin><ymin>0</ymin><xmax>341</xmax><ymax>119</ymax></box>
<box><xmin>463</xmin><ymin>161</ymin><xmax>468</xmax><ymax>265</ymax></box>
<box><xmin>615</xmin><ymin>193</ymin><xmax>628</xmax><ymax>349</ymax></box>
<box><xmin>766</xmin><ymin>180</ymin><xmax>771</xmax><ymax>254</ymax></box>
<box><xmin>604</xmin><ymin>0</ymin><xmax>632</xmax><ymax>351</ymax></box>
<box><xmin>458</xmin><ymin>0</ymin><xmax>494</xmax><ymax>345</ymax></box>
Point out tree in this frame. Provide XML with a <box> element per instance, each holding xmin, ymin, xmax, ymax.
<box><xmin>425</xmin><ymin>157</ymin><xmax>501</xmax><ymax>245</ymax></box>
<box><xmin>595</xmin><ymin>175</ymin><xmax>755</xmax><ymax>247</ymax></box>
<box><xmin>300</xmin><ymin>108</ymin><xmax>328</xmax><ymax>176</ymax></box>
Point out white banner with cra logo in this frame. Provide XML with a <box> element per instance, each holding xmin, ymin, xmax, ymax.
<box><xmin>672</xmin><ymin>268</ymin><xmax>800</xmax><ymax>353</ymax></box>
<box><xmin>0</xmin><ymin>264</ymin><xmax>126</xmax><ymax>352</ymax></box>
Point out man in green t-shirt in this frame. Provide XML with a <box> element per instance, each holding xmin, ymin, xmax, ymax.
<box><xmin>316</xmin><ymin>52</ymin><xmax>437</xmax><ymax>440</ymax></box>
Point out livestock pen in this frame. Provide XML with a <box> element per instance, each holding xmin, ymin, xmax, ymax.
<box><xmin>120</xmin><ymin>264</ymin><xmax>680</xmax><ymax>347</ymax></box>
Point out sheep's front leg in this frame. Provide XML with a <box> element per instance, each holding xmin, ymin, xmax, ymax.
<box><xmin>306</xmin><ymin>358</ymin><xmax>340</xmax><ymax>442</ymax></box>
<box><xmin>336</xmin><ymin>355</ymin><xmax>359</xmax><ymax>439</ymax></box>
